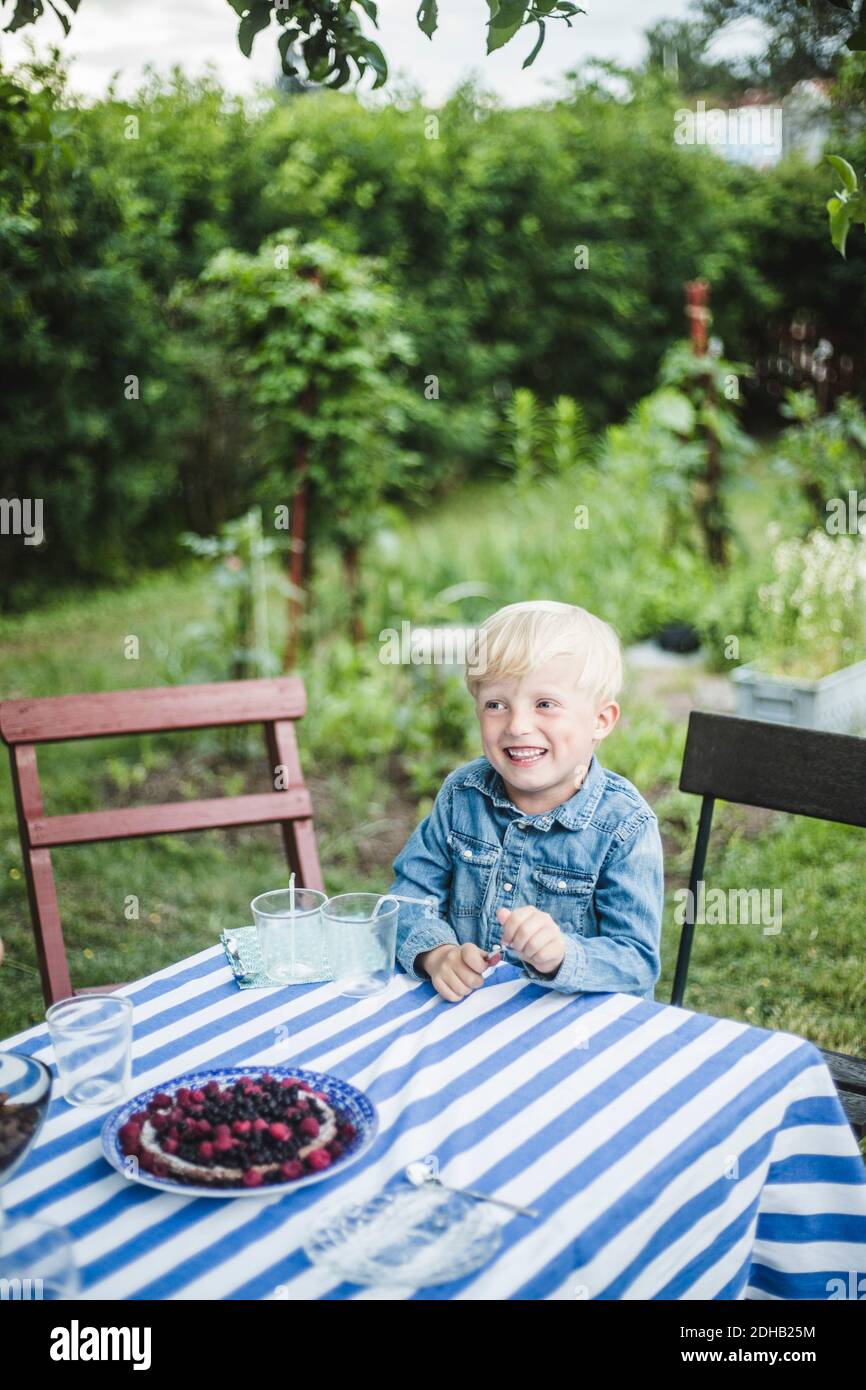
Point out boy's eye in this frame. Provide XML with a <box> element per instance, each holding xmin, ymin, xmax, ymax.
<box><xmin>537</xmin><ymin>700</ymin><xmax>558</xmax><ymax>710</ymax></box>
<box><xmin>484</xmin><ymin>700</ymin><xmax>506</xmax><ymax>710</ymax></box>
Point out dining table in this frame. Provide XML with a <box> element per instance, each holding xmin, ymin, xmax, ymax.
<box><xmin>2</xmin><ymin>944</ymin><xmax>865</xmax><ymax>1301</ymax></box>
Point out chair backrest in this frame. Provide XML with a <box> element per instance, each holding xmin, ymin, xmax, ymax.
<box><xmin>674</xmin><ymin>711</ymin><xmax>866</xmax><ymax>1135</ymax></box>
<box><xmin>680</xmin><ymin>711</ymin><xmax>866</xmax><ymax>827</ymax></box>
<box><xmin>672</xmin><ymin>710</ymin><xmax>866</xmax><ymax>1008</ymax></box>
<box><xmin>0</xmin><ymin>678</ymin><xmax>324</xmax><ymax>1007</ymax></box>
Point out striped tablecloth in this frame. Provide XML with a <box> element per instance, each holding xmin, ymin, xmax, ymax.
<box><xmin>3</xmin><ymin>946</ymin><xmax>865</xmax><ymax>1301</ymax></box>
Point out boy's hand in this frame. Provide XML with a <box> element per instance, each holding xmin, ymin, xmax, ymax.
<box><xmin>496</xmin><ymin>906</ymin><xmax>566</xmax><ymax>978</ymax></box>
<box><xmin>417</xmin><ymin>942</ymin><xmax>490</xmax><ymax>1002</ymax></box>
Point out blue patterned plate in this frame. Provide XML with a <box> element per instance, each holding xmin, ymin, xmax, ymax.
<box><xmin>101</xmin><ymin>1066</ymin><xmax>377</xmax><ymax>1199</ymax></box>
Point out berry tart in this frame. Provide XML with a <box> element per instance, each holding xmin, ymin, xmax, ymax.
<box><xmin>117</xmin><ymin>1074</ymin><xmax>357</xmax><ymax>1189</ymax></box>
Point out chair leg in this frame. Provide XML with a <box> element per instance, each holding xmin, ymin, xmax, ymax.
<box><xmin>27</xmin><ymin>847</ymin><xmax>73</xmax><ymax>1008</ymax></box>
<box><xmin>8</xmin><ymin>745</ymin><xmax>73</xmax><ymax>1007</ymax></box>
<box><xmin>671</xmin><ymin>795</ymin><xmax>715</xmax><ymax>1008</ymax></box>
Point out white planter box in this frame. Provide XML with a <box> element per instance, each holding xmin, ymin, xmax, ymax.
<box><xmin>731</xmin><ymin>657</ymin><xmax>866</xmax><ymax>733</ymax></box>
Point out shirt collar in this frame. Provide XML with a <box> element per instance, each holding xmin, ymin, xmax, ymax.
<box><xmin>451</xmin><ymin>753</ymin><xmax>606</xmax><ymax>831</ymax></box>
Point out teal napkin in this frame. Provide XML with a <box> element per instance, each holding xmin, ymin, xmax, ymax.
<box><xmin>220</xmin><ymin>925</ymin><xmax>333</xmax><ymax>989</ymax></box>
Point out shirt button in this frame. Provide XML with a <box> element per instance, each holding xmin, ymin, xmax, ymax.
<box><xmin>557</xmin><ymin>879</ymin><xmax>567</xmax><ymax>890</ymax></box>
<box><xmin>463</xmin><ymin>849</ymin><xmax>473</xmax><ymax>859</ymax></box>
<box><xmin>503</xmin><ymin>882</ymin><xmax>513</xmax><ymax>892</ymax></box>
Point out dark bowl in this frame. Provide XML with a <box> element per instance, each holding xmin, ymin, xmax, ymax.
<box><xmin>0</xmin><ymin>1051</ymin><xmax>53</xmax><ymax>1185</ymax></box>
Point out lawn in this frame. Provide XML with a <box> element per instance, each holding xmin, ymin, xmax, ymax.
<box><xmin>1</xmin><ymin>472</ymin><xmax>864</xmax><ymax>1071</ymax></box>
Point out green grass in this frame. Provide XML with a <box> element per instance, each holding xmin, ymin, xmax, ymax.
<box><xmin>0</xmin><ymin>572</ymin><xmax>419</xmax><ymax>1034</ymax></box>
<box><xmin>1</xmin><ymin>471</ymin><xmax>864</xmax><ymax>1125</ymax></box>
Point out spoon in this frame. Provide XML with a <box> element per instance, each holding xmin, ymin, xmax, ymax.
<box><xmin>225</xmin><ymin>935</ymin><xmax>255</xmax><ymax>982</ymax></box>
<box><xmin>404</xmin><ymin>1161</ymin><xmax>539</xmax><ymax>1218</ymax></box>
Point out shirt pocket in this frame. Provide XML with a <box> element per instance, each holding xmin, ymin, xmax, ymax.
<box><xmin>531</xmin><ymin>863</ymin><xmax>595</xmax><ymax>932</ymax></box>
<box><xmin>447</xmin><ymin>830</ymin><xmax>501</xmax><ymax>916</ymax></box>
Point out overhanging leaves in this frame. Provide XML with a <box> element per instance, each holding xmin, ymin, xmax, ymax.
<box><xmin>417</xmin><ymin>0</ymin><xmax>438</xmax><ymax>40</ymax></box>
<box><xmin>2</xmin><ymin>0</ymin><xmax>588</xmax><ymax>87</ymax></box>
<box><xmin>237</xmin><ymin>2</ymin><xmax>272</xmax><ymax>58</ymax></box>
<box><xmin>487</xmin><ymin>0</ymin><xmax>529</xmax><ymax>54</ymax></box>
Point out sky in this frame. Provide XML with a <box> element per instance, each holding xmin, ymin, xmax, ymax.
<box><xmin>0</xmin><ymin>0</ymin><xmax>766</xmax><ymax>106</ymax></box>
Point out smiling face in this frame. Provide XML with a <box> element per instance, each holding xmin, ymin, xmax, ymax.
<box><xmin>475</xmin><ymin>655</ymin><xmax>619</xmax><ymax>815</ymax></box>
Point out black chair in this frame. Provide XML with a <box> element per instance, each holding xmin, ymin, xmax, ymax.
<box><xmin>672</xmin><ymin>711</ymin><xmax>866</xmax><ymax>1140</ymax></box>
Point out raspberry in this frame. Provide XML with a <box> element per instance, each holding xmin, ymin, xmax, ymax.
<box><xmin>195</xmin><ymin>1119</ymin><xmax>212</xmax><ymax>1134</ymax></box>
<box><xmin>328</xmin><ymin>1140</ymin><xmax>344</xmax><ymax>1159</ymax></box>
<box><xmin>242</xmin><ymin>1169</ymin><xmax>263</xmax><ymax>1187</ymax></box>
<box><xmin>305</xmin><ymin>1149</ymin><xmax>331</xmax><ymax>1172</ymax></box>
<box><xmin>280</xmin><ymin>1078</ymin><xmax>295</xmax><ymax>1089</ymax></box>
<box><xmin>176</xmin><ymin>1088</ymin><xmax>191</xmax><ymax>1105</ymax></box>
<box><xmin>150</xmin><ymin>1112</ymin><xmax>168</xmax><ymax>1132</ymax></box>
<box><xmin>163</xmin><ymin>1138</ymin><xmax>178</xmax><ymax>1155</ymax></box>
<box><xmin>261</xmin><ymin>1073</ymin><xmax>274</xmax><ymax>1084</ymax></box>
<box><xmin>232</xmin><ymin>1120</ymin><xmax>251</xmax><ymax>1136</ymax></box>
<box><xmin>269</xmin><ymin>1122</ymin><xmax>290</xmax><ymax>1141</ymax></box>
<box><xmin>206</xmin><ymin>1080</ymin><xmax>220</xmax><ymax>1094</ymax></box>
<box><xmin>119</xmin><ymin>1124</ymin><xmax>140</xmax><ymax>1156</ymax></box>
<box><xmin>198</xmin><ymin>1141</ymin><xmax>214</xmax><ymax>1161</ymax></box>
<box><xmin>169</xmin><ymin>1108</ymin><xmax>185</xmax><ymax>1125</ymax></box>
<box><xmin>297</xmin><ymin>1081</ymin><xmax>313</xmax><ymax>1092</ymax></box>
<box><xmin>167</xmin><ymin>1127</ymin><xmax>179</xmax><ymax>1141</ymax></box>
<box><xmin>339</xmin><ymin>1123</ymin><xmax>357</xmax><ymax>1141</ymax></box>
<box><xmin>299</xmin><ymin>1116</ymin><xmax>320</xmax><ymax>1139</ymax></box>
<box><xmin>313</xmin><ymin>1090</ymin><xmax>328</xmax><ymax>1102</ymax></box>
<box><xmin>295</xmin><ymin>1097</ymin><xmax>310</xmax><ymax>1111</ymax></box>
<box><xmin>215</xmin><ymin>1124</ymin><xmax>232</xmax><ymax>1140</ymax></box>
<box><xmin>131</xmin><ymin>1110</ymin><xmax>149</xmax><ymax>1126</ymax></box>
<box><xmin>190</xmin><ymin>1089</ymin><xmax>206</xmax><ymax>1105</ymax></box>
<box><xmin>152</xmin><ymin>1092</ymin><xmax>172</xmax><ymax>1109</ymax></box>
<box><xmin>279</xmin><ymin>1160</ymin><xmax>304</xmax><ymax>1181</ymax></box>
<box><xmin>253</xmin><ymin>1118</ymin><xmax>269</xmax><ymax>1133</ymax></box>
<box><xmin>214</xmin><ymin>1137</ymin><xmax>234</xmax><ymax>1154</ymax></box>
<box><xmin>284</xmin><ymin>1107</ymin><xmax>302</xmax><ymax>1120</ymax></box>
<box><xmin>138</xmin><ymin>1150</ymin><xmax>155</xmax><ymax>1173</ymax></box>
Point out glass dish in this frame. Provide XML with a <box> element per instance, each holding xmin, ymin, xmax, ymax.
<box><xmin>304</xmin><ymin>1181</ymin><xmax>503</xmax><ymax>1287</ymax></box>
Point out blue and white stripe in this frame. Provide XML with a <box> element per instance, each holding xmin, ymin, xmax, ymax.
<box><xmin>2</xmin><ymin>946</ymin><xmax>865</xmax><ymax>1300</ymax></box>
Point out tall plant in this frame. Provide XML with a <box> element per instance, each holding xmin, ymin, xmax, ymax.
<box><xmin>173</xmin><ymin>231</ymin><xmax>417</xmax><ymax>662</ymax></box>
<box><xmin>499</xmin><ymin>389</ymin><xmax>588</xmax><ymax>492</ymax></box>
<box><xmin>655</xmin><ymin>340</ymin><xmax>754</xmax><ymax>567</ymax></box>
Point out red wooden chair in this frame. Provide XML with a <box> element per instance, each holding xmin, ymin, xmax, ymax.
<box><xmin>0</xmin><ymin>678</ymin><xmax>324</xmax><ymax>1008</ymax></box>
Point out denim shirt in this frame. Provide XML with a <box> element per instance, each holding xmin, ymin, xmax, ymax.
<box><xmin>386</xmin><ymin>752</ymin><xmax>664</xmax><ymax>1000</ymax></box>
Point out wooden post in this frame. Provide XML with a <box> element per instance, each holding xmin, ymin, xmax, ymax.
<box><xmin>684</xmin><ymin>278</ymin><xmax>710</xmax><ymax>354</ymax></box>
<box><xmin>285</xmin><ymin>447</ymin><xmax>308</xmax><ymax>671</ymax></box>
<box><xmin>284</xmin><ymin>272</ymin><xmax>322</xmax><ymax>671</ymax></box>
<box><xmin>685</xmin><ymin>279</ymin><xmax>727</xmax><ymax>568</ymax></box>
<box><xmin>341</xmin><ymin>540</ymin><xmax>365</xmax><ymax>646</ymax></box>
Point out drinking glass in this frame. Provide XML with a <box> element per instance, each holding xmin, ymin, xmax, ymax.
<box><xmin>45</xmin><ymin>995</ymin><xmax>133</xmax><ymax>1108</ymax></box>
<box><xmin>0</xmin><ymin>1217</ymin><xmax>80</xmax><ymax>1300</ymax></box>
<box><xmin>321</xmin><ymin>893</ymin><xmax>399</xmax><ymax>997</ymax></box>
<box><xmin>251</xmin><ymin>887</ymin><xmax>329</xmax><ymax>983</ymax></box>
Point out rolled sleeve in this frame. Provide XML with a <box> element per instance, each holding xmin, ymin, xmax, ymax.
<box><xmin>386</xmin><ymin>779</ymin><xmax>459</xmax><ymax>981</ymax></box>
<box><xmin>523</xmin><ymin>812</ymin><xmax>663</xmax><ymax>997</ymax></box>
<box><xmin>521</xmin><ymin>930</ymin><xmax>588</xmax><ymax>992</ymax></box>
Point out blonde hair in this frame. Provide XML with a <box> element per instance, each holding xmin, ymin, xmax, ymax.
<box><xmin>466</xmin><ymin>600</ymin><xmax>623</xmax><ymax>708</ymax></box>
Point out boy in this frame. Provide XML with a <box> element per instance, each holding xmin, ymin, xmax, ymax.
<box><xmin>386</xmin><ymin>600</ymin><xmax>664</xmax><ymax>1002</ymax></box>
